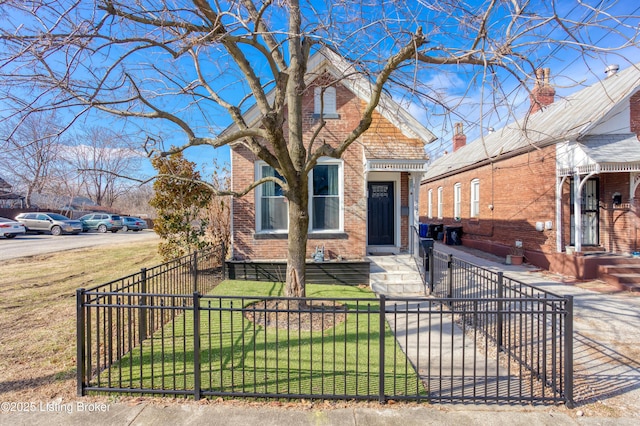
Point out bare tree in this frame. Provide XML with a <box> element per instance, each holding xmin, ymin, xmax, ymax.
<box><xmin>0</xmin><ymin>112</ymin><xmax>64</xmax><ymax>207</ymax></box>
<box><xmin>67</xmin><ymin>126</ymin><xmax>141</xmax><ymax>207</ymax></box>
<box><xmin>0</xmin><ymin>1</ymin><xmax>637</xmax><ymax>297</ymax></box>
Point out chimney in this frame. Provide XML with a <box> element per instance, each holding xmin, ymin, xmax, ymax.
<box><xmin>530</xmin><ymin>68</ymin><xmax>555</xmax><ymax>113</ymax></box>
<box><xmin>453</xmin><ymin>122</ymin><xmax>466</xmax><ymax>152</ymax></box>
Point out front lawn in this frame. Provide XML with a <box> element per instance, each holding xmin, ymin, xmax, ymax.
<box><xmin>99</xmin><ymin>280</ymin><xmax>426</xmax><ymax>400</ymax></box>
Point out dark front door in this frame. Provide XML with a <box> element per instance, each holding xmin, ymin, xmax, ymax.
<box><xmin>368</xmin><ymin>181</ymin><xmax>394</xmax><ymax>245</ymax></box>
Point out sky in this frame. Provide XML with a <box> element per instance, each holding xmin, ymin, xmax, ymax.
<box><xmin>1</xmin><ymin>1</ymin><xmax>639</xmax><ymax>183</ymax></box>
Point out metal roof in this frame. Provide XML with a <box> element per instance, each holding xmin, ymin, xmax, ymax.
<box><xmin>424</xmin><ymin>63</ymin><xmax>640</xmax><ymax>181</ymax></box>
<box><xmin>579</xmin><ymin>134</ymin><xmax>640</xmax><ymax>163</ymax></box>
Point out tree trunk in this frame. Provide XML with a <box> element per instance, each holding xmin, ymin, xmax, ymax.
<box><xmin>285</xmin><ymin>176</ymin><xmax>309</xmax><ymax>299</ymax></box>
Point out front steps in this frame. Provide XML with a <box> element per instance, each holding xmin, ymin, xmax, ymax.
<box><xmin>598</xmin><ymin>263</ymin><xmax>640</xmax><ymax>292</ymax></box>
<box><xmin>367</xmin><ymin>254</ymin><xmax>426</xmax><ymax>296</ymax></box>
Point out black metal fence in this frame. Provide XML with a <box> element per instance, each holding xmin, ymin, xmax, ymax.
<box><xmin>77</xmin><ymin>241</ymin><xmax>573</xmax><ymax>405</ymax></box>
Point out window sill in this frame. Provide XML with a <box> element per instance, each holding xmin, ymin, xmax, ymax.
<box><xmin>254</xmin><ymin>232</ymin><xmax>348</xmax><ymax>240</ymax></box>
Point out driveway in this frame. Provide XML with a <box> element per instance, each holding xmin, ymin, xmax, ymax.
<box><xmin>0</xmin><ymin>230</ymin><xmax>159</xmax><ymax>261</ymax></box>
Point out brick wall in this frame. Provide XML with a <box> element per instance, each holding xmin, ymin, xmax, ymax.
<box><xmin>231</xmin><ymin>74</ymin><xmax>421</xmax><ymax>261</ymax></box>
<box><xmin>420</xmin><ymin>145</ymin><xmax>558</xmax><ymax>258</ymax></box>
<box><xmin>599</xmin><ymin>173</ymin><xmax>639</xmax><ymax>254</ymax></box>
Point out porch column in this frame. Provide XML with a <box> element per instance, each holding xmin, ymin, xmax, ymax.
<box><xmin>556</xmin><ymin>176</ymin><xmax>567</xmax><ymax>252</ymax></box>
<box><xmin>574</xmin><ymin>171</ymin><xmax>582</xmax><ymax>253</ymax></box>
<box><xmin>409</xmin><ymin>172</ymin><xmax>421</xmax><ymax>255</ymax></box>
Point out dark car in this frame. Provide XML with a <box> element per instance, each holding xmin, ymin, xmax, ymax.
<box><xmin>15</xmin><ymin>212</ymin><xmax>83</xmax><ymax>236</ymax></box>
<box><xmin>79</xmin><ymin>213</ymin><xmax>124</xmax><ymax>233</ymax></box>
<box><xmin>122</xmin><ymin>216</ymin><xmax>147</xmax><ymax>232</ymax></box>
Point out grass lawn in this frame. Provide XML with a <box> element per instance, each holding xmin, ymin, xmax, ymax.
<box><xmin>0</xmin><ymin>239</ymin><xmax>162</xmax><ymax>402</ymax></box>
<box><xmin>100</xmin><ymin>281</ymin><xmax>426</xmax><ymax>400</ymax></box>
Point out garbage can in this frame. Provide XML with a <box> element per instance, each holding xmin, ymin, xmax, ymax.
<box><xmin>429</xmin><ymin>224</ymin><xmax>444</xmax><ymax>240</ymax></box>
<box><xmin>444</xmin><ymin>225</ymin><xmax>463</xmax><ymax>245</ymax></box>
<box><xmin>419</xmin><ymin>223</ymin><xmax>428</xmax><ymax>238</ymax></box>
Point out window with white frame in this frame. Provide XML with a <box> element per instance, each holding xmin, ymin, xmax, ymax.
<box><xmin>437</xmin><ymin>187</ymin><xmax>443</xmax><ymax>219</ymax></box>
<box><xmin>314</xmin><ymin>86</ymin><xmax>338</xmax><ymax>118</ymax></box>
<box><xmin>470</xmin><ymin>179</ymin><xmax>480</xmax><ymax>218</ymax></box>
<box><xmin>257</xmin><ymin>165</ymin><xmax>288</xmax><ymax>231</ymax></box>
<box><xmin>310</xmin><ymin>162</ymin><xmax>342</xmax><ymax>231</ymax></box>
<box><xmin>256</xmin><ymin>160</ymin><xmax>343</xmax><ymax>233</ymax></box>
<box><xmin>453</xmin><ymin>183</ymin><xmax>461</xmax><ymax>219</ymax></box>
<box><xmin>427</xmin><ymin>189</ymin><xmax>433</xmax><ymax>219</ymax></box>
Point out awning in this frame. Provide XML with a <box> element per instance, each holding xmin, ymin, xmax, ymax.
<box><xmin>557</xmin><ymin>134</ymin><xmax>640</xmax><ymax>176</ymax></box>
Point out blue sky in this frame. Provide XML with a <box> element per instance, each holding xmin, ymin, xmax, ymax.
<box><xmin>1</xmin><ymin>1</ymin><xmax>639</xmax><ymax>182</ymax></box>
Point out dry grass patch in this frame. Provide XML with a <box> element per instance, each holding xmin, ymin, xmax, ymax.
<box><xmin>0</xmin><ymin>240</ymin><xmax>162</xmax><ymax>401</ymax></box>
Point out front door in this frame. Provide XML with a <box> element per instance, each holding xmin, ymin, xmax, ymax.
<box><xmin>570</xmin><ymin>178</ymin><xmax>599</xmax><ymax>246</ymax></box>
<box><xmin>368</xmin><ymin>182</ymin><xmax>394</xmax><ymax>245</ymax></box>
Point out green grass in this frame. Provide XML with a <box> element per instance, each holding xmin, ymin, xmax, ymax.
<box><xmin>96</xmin><ymin>281</ymin><xmax>426</xmax><ymax>399</ymax></box>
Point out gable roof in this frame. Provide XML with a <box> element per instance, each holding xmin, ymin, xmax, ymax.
<box><xmin>0</xmin><ymin>176</ymin><xmax>12</xmax><ymax>191</ymax></box>
<box><xmin>424</xmin><ymin>63</ymin><xmax>640</xmax><ymax>180</ymax></box>
<box><xmin>225</xmin><ymin>47</ymin><xmax>437</xmax><ymax>146</ymax></box>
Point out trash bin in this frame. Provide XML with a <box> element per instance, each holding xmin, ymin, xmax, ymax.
<box><xmin>428</xmin><ymin>224</ymin><xmax>444</xmax><ymax>239</ymax></box>
<box><xmin>419</xmin><ymin>223</ymin><xmax>428</xmax><ymax>238</ymax></box>
<box><xmin>444</xmin><ymin>225</ymin><xmax>463</xmax><ymax>245</ymax></box>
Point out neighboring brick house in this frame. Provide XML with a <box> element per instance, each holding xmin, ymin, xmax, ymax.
<box><xmin>420</xmin><ymin>64</ymin><xmax>640</xmax><ymax>280</ymax></box>
<box><xmin>230</xmin><ymin>48</ymin><xmax>436</xmax><ymax>262</ymax></box>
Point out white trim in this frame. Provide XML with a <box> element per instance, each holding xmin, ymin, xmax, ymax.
<box><xmin>470</xmin><ymin>178</ymin><xmax>480</xmax><ymax>218</ymax></box>
<box><xmin>453</xmin><ymin>183</ymin><xmax>461</xmax><ymax>219</ymax></box>
<box><xmin>437</xmin><ymin>187</ymin><xmax>443</xmax><ymax>219</ymax></box>
<box><xmin>254</xmin><ymin>162</ymin><xmax>288</xmax><ymax>234</ymax></box>
<box><xmin>308</xmin><ymin>158</ymin><xmax>344</xmax><ymax>232</ymax></box>
<box><xmin>366</xmin><ymin>171</ymin><xmax>401</xmax><ymax>253</ymax></box>
<box><xmin>365</xmin><ymin>159</ymin><xmax>427</xmax><ymax>173</ymax></box>
<box><xmin>427</xmin><ymin>188</ymin><xmax>433</xmax><ymax>219</ymax></box>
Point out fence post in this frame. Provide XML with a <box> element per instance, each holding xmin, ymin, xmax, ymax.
<box><xmin>447</xmin><ymin>254</ymin><xmax>453</xmax><ymax>298</ymax></box>
<box><xmin>564</xmin><ymin>295</ymin><xmax>574</xmax><ymax>408</ymax></box>
<box><xmin>139</xmin><ymin>268</ymin><xmax>148</xmax><ymax>344</ymax></box>
<box><xmin>428</xmin><ymin>248</ymin><xmax>434</xmax><ymax>293</ymax></box>
<box><xmin>378</xmin><ymin>295</ymin><xmax>386</xmax><ymax>404</ymax></box>
<box><xmin>192</xmin><ymin>250</ymin><xmax>199</xmax><ymax>293</ymax></box>
<box><xmin>76</xmin><ymin>288</ymin><xmax>86</xmax><ymax>396</ymax></box>
<box><xmin>193</xmin><ymin>292</ymin><xmax>201</xmax><ymax>400</ymax></box>
<box><xmin>497</xmin><ymin>272</ymin><xmax>504</xmax><ymax>351</ymax></box>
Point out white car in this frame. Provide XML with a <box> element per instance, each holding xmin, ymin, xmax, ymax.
<box><xmin>0</xmin><ymin>217</ymin><xmax>26</xmax><ymax>239</ymax></box>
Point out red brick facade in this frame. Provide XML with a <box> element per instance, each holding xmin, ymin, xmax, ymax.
<box><xmin>231</xmin><ymin>74</ymin><xmax>425</xmax><ymax>261</ymax></box>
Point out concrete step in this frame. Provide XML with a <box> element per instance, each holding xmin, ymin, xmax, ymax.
<box><xmin>600</xmin><ymin>273</ymin><xmax>640</xmax><ymax>292</ymax></box>
<box><xmin>598</xmin><ymin>264</ymin><xmax>640</xmax><ymax>275</ymax></box>
<box><xmin>371</xmin><ymin>281</ymin><xmax>426</xmax><ymax>296</ymax></box>
<box><xmin>369</xmin><ymin>272</ymin><xmax>423</xmax><ymax>283</ymax></box>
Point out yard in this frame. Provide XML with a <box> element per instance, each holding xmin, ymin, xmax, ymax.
<box><xmin>0</xmin><ymin>240</ymin><xmax>162</xmax><ymax>402</ymax></box>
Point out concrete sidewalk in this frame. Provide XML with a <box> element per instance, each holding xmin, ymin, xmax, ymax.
<box><xmin>2</xmin><ymin>243</ymin><xmax>639</xmax><ymax>425</ymax></box>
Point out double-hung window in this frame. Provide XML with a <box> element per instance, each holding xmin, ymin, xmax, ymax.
<box><xmin>453</xmin><ymin>183</ymin><xmax>461</xmax><ymax>219</ymax></box>
<box><xmin>257</xmin><ymin>165</ymin><xmax>287</xmax><ymax>232</ymax></box>
<box><xmin>310</xmin><ymin>163</ymin><xmax>341</xmax><ymax>231</ymax></box>
<box><xmin>427</xmin><ymin>189</ymin><xmax>433</xmax><ymax>219</ymax></box>
<box><xmin>314</xmin><ymin>86</ymin><xmax>338</xmax><ymax>118</ymax></box>
<box><xmin>470</xmin><ymin>179</ymin><xmax>480</xmax><ymax>218</ymax></box>
<box><xmin>437</xmin><ymin>187</ymin><xmax>443</xmax><ymax>219</ymax></box>
<box><xmin>257</xmin><ymin>159</ymin><xmax>343</xmax><ymax>233</ymax></box>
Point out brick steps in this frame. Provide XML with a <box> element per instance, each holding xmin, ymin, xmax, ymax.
<box><xmin>598</xmin><ymin>263</ymin><xmax>640</xmax><ymax>292</ymax></box>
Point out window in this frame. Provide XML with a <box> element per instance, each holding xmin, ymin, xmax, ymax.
<box><xmin>437</xmin><ymin>187</ymin><xmax>443</xmax><ymax>219</ymax></box>
<box><xmin>257</xmin><ymin>165</ymin><xmax>288</xmax><ymax>231</ymax></box>
<box><xmin>427</xmin><ymin>189</ymin><xmax>433</xmax><ymax>219</ymax></box>
<box><xmin>453</xmin><ymin>183</ymin><xmax>461</xmax><ymax>219</ymax></box>
<box><xmin>470</xmin><ymin>179</ymin><xmax>480</xmax><ymax>218</ymax></box>
<box><xmin>314</xmin><ymin>86</ymin><xmax>338</xmax><ymax>118</ymax></box>
<box><xmin>257</xmin><ymin>160</ymin><xmax>343</xmax><ymax>233</ymax></box>
<box><xmin>310</xmin><ymin>163</ymin><xmax>341</xmax><ymax>231</ymax></box>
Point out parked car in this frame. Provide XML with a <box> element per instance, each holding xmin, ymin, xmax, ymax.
<box><xmin>0</xmin><ymin>217</ymin><xmax>26</xmax><ymax>239</ymax></box>
<box><xmin>78</xmin><ymin>213</ymin><xmax>124</xmax><ymax>233</ymax></box>
<box><xmin>122</xmin><ymin>216</ymin><xmax>147</xmax><ymax>232</ymax></box>
<box><xmin>15</xmin><ymin>212</ymin><xmax>83</xmax><ymax>235</ymax></box>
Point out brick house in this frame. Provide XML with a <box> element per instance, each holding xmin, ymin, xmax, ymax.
<box><xmin>420</xmin><ymin>64</ymin><xmax>640</xmax><ymax>281</ymax></box>
<box><xmin>229</xmin><ymin>48</ymin><xmax>436</xmax><ymax>263</ymax></box>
